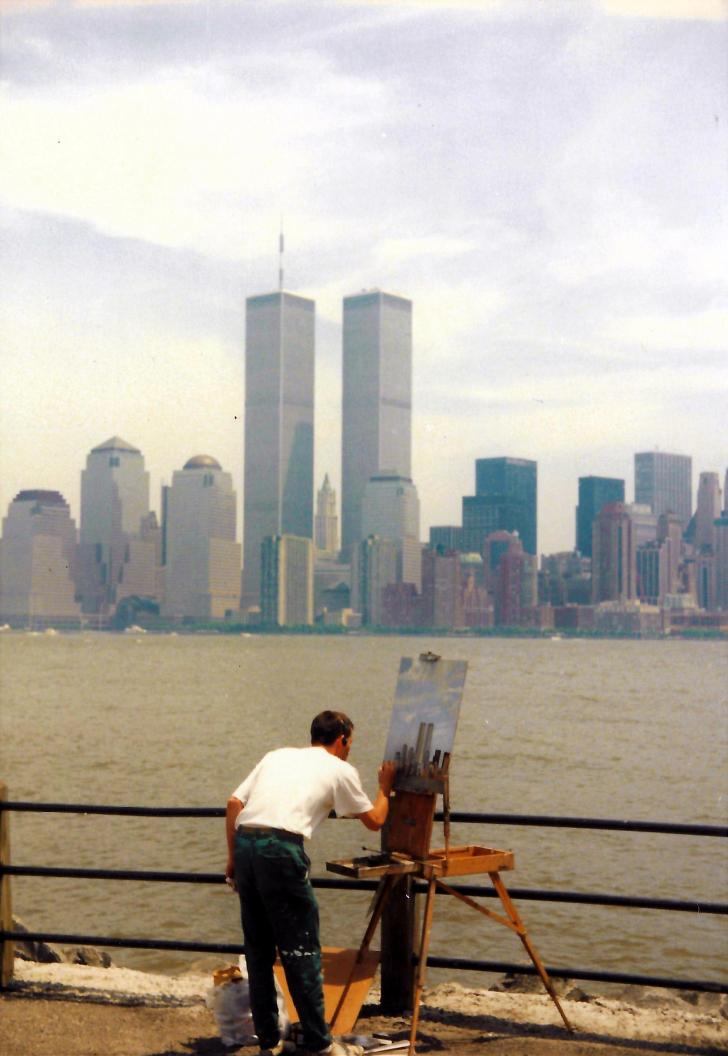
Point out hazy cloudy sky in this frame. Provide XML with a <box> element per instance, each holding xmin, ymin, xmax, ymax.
<box><xmin>1</xmin><ymin>0</ymin><xmax>726</xmax><ymax>555</ymax></box>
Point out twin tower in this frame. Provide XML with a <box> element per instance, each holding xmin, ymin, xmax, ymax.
<box><xmin>242</xmin><ymin>288</ymin><xmax>412</xmax><ymax>606</ymax></box>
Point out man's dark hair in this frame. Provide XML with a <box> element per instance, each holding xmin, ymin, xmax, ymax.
<box><xmin>310</xmin><ymin>710</ymin><xmax>354</xmax><ymax>746</ymax></box>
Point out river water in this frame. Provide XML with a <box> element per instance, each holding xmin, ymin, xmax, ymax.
<box><xmin>1</xmin><ymin>633</ymin><xmax>726</xmax><ymax>988</ymax></box>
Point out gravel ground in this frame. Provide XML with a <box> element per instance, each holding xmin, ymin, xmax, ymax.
<box><xmin>1</xmin><ymin>961</ymin><xmax>726</xmax><ymax>1056</ymax></box>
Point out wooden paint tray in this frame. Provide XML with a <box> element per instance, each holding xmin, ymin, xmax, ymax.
<box><xmin>326</xmin><ymin>852</ymin><xmax>420</xmax><ymax>879</ymax></box>
<box><xmin>426</xmin><ymin>845</ymin><xmax>515</xmax><ymax>876</ymax></box>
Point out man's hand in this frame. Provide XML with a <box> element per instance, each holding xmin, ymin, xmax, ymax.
<box><xmin>378</xmin><ymin>760</ymin><xmax>397</xmax><ymax>797</ymax></box>
<box><xmin>358</xmin><ymin>759</ymin><xmax>397</xmax><ymax>831</ymax></box>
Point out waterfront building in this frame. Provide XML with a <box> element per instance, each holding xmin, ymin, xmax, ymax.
<box><xmin>624</xmin><ymin>502</ymin><xmax>658</xmax><ymax>547</ymax></box>
<box><xmin>576</xmin><ymin>476</ymin><xmax>624</xmax><ymax>557</ymax></box>
<box><xmin>656</xmin><ymin>512</ymin><xmax>683</xmax><ymax>597</ymax></box>
<box><xmin>539</xmin><ymin>551</ymin><xmax>592</xmax><ymax>607</ymax></box>
<box><xmin>242</xmin><ymin>291</ymin><xmax>315</xmax><ymax>607</ymax></box>
<box><xmin>634</xmin><ymin>451</ymin><xmax>692</xmax><ymax>525</ymax></box>
<box><xmin>361</xmin><ymin>471</ymin><xmax>421</xmax><ymax>589</ymax></box>
<box><xmin>313</xmin><ymin>555</ymin><xmax>350</xmax><ymax>619</ymax></box>
<box><xmin>420</xmin><ymin>547</ymin><xmax>462</xmax><ymax>629</ymax></box>
<box><xmin>341</xmin><ymin>290</ymin><xmax>412</xmax><ymax>554</ymax></box>
<box><xmin>381</xmin><ymin>582</ymin><xmax>420</xmax><ymax>628</ymax></box>
<box><xmin>351</xmin><ymin>535</ymin><xmax>398</xmax><ymax>626</ymax></box>
<box><xmin>494</xmin><ymin>542</ymin><xmax>537</xmax><ymax>626</ymax></box>
<box><xmin>314</xmin><ymin>474</ymin><xmax>339</xmax><ymax>557</ymax></box>
<box><xmin>0</xmin><ymin>490</ymin><xmax>81</xmax><ymax>627</ymax></box>
<box><xmin>714</xmin><ymin>510</ymin><xmax>728</xmax><ymax>610</ymax></box>
<box><xmin>591</xmin><ymin>502</ymin><xmax>636</xmax><ymax>603</ymax></box>
<box><xmin>429</xmin><ymin>526</ymin><xmax>464</xmax><ymax>551</ymax></box>
<box><xmin>163</xmin><ymin>456</ymin><xmax>241</xmax><ymax>621</ymax></box>
<box><xmin>79</xmin><ymin>436</ymin><xmax>153</xmax><ymax>614</ymax></box>
<box><xmin>482</xmin><ymin>530</ymin><xmax>521</xmax><ymax>594</ymax></box>
<box><xmin>261</xmin><ymin>534</ymin><xmax>314</xmax><ymax>627</ymax></box>
<box><xmin>695</xmin><ymin>471</ymin><xmax>722</xmax><ymax>551</ymax></box>
<box><xmin>463</xmin><ymin>457</ymin><xmax>537</xmax><ymax>555</ymax></box>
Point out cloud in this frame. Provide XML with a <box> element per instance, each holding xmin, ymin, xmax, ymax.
<box><xmin>600</xmin><ymin>0</ymin><xmax>728</xmax><ymax>20</ymax></box>
<box><xmin>0</xmin><ymin>52</ymin><xmax>393</xmax><ymax>260</ymax></box>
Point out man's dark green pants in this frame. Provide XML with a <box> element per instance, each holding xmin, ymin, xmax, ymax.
<box><xmin>234</xmin><ymin>827</ymin><xmax>330</xmax><ymax>1053</ymax></box>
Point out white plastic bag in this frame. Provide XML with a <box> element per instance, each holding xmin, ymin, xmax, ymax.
<box><xmin>205</xmin><ymin>960</ymin><xmax>290</xmax><ymax>1048</ymax></box>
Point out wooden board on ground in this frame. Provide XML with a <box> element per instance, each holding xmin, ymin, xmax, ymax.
<box><xmin>274</xmin><ymin>946</ymin><xmax>380</xmax><ymax>1035</ymax></box>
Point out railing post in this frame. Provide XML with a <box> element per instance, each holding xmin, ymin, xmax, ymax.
<box><xmin>0</xmin><ymin>781</ymin><xmax>14</xmax><ymax>988</ymax></box>
<box><xmin>379</xmin><ymin>875</ymin><xmax>416</xmax><ymax>1013</ymax></box>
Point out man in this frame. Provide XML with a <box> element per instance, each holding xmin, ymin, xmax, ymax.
<box><xmin>226</xmin><ymin>710</ymin><xmax>396</xmax><ymax>1056</ymax></box>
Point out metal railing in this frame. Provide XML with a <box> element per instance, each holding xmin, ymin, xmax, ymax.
<box><xmin>1</xmin><ymin>790</ymin><xmax>726</xmax><ymax>1001</ymax></box>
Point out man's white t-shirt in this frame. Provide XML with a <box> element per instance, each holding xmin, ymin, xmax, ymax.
<box><xmin>232</xmin><ymin>746</ymin><xmax>374</xmax><ymax>839</ymax></box>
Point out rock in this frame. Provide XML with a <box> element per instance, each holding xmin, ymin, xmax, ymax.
<box><xmin>62</xmin><ymin>945</ymin><xmax>113</xmax><ymax>968</ymax></box>
<box><xmin>496</xmin><ymin>972</ymin><xmax>572</xmax><ymax>996</ymax></box>
<box><xmin>565</xmin><ymin>986</ymin><xmax>592</xmax><ymax>1002</ymax></box>
<box><xmin>11</xmin><ymin>916</ymin><xmax>63</xmax><ymax>964</ymax></box>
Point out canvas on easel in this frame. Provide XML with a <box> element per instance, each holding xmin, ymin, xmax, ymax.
<box><xmin>383</xmin><ymin>652</ymin><xmax>467</xmax><ymax>859</ymax></box>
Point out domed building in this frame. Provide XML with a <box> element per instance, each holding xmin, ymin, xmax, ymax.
<box><xmin>0</xmin><ymin>490</ymin><xmax>81</xmax><ymax>626</ymax></box>
<box><xmin>163</xmin><ymin>456</ymin><xmax>241</xmax><ymax>622</ymax></box>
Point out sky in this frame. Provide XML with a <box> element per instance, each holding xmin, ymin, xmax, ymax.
<box><xmin>1</xmin><ymin>0</ymin><xmax>727</xmax><ymax>556</ymax></box>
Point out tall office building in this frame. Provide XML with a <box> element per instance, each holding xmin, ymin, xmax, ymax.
<box><xmin>576</xmin><ymin>476</ymin><xmax>625</xmax><ymax>557</ymax></box>
<box><xmin>695</xmin><ymin>471</ymin><xmax>722</xmax><ymax>551</ymax></box>
<box><xmin>261</xmin><ymin>534</ymin><xmax>314</xmax><ymax>627</ymax></box>
<box><xmin>591</xmin><ymin>502</ymin><xmax>636</xmax><ymax>603</ymax></box>
<box><xmin>462</xmin><ymin>457</ymin><xmax>537</xmax><ymax>555</ymax></box>
<box><xmin>351</xmin><ymin>535</ymin><xmax>398</xmax><ymax>626</ymax></box>
<box><xmin>163</xmin><ymin>456</ymin><xmax>241</xmax><ymax>621</ymax></box>
<box><xmin>0</xmin><ymin>490</ymin><xmax>81</xmax><ymax>626</ymax></box>
<box><xmin>634</xmin><ymin>451</ymin><xmax>692</xmax><ymax>525</ymax></box>
<box><xmin>242</xmin><ymin>291</ymin><xmax>315</xmax><ymax>607</ymax></box>
<box><xmin>79</xmin><ymin>436</ymin><xmax>151</xmax><ymax>613</ymax></box>
<box><xmin>341</xmin><ymin>290</ymin><xmax>412</xmax><ymax>554</ymax></box>
<box><xmin>314</xmin><ymin>474</ymin><xmax>339</xmax><ymax>557</ymax></box>
<box><xmin>361</xmin><ymin>471</ymin><xmax>421</xmax><ymax>588</ymax></box>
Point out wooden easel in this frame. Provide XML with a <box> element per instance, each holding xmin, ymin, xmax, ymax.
<box><xmin>328</xmin><ymin>789</ymin><xmax>573</xmax><ymax>1054</ymax></box>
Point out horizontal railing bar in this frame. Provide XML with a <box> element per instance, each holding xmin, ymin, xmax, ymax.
<box><xmin>0</xmin><ymin>930</ymin><xmax>243</xmax><ymax>955</ymax></box>
<box><xmin>423</xmin><ymin>956</ymin><xmax>728</xmax><ymax>995</ymax></box>
<box><xmin>436</xmin><ymin>812</ymin><xmax>728</xmax><ymax>837</ymax></box>
<box><xmin>4</xmin><ymin>865</ymin><xmax>727</xmax><ymax>914</ymax></box>
<box><xmin>1</xmin><ymin>802</ymin><xmax>223</xmax><ymax>817</ymax></box>
<box><xmin>3</xmin><ymin>802</ymin><xmax>726</xmax><ymax>837</ymax></box>
<box><xmin>2</xmin><ymin>931</ymin><xmax>725</xmax><ymax>994</ymax></box>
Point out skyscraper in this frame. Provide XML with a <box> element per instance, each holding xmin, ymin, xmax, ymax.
<box><xmin>634</xmin><ymin>451</ymin><xmax>692</xmax><ymax>525</ymax></box>
<box><xmin>361</xmin><ymin>471</ymin><xmax>421</xmax><ymax>588</ymax></box>
<box><xmin>591</xmin><ymin>502</ymin><xmax>636</xmax><ymax>603</ymax></box>
<box><xmin>463</xmin><ymin>457</ymin><xmax>537</xmax><ymax>555</ymax></box>
<box><xmin>0</xmin><ymin>490</ymin><xmax>81</xmax><ymax>626</ymax></box>
<box><xmin>79</xmin><ymin>436</ymin><xmax>151</xmax><ymax>613</ymax></box>
<box><xmin>314</xmin><ymin>474</ymin><xmax>338</xmax><ymax>557</ymax></box>
<box><xmin>576</xmin><ymin>476</ymin><xmax>625</xmax><ymax>557</ymax></box>
<box><xmin>341</xmin><ymin>290</ymin><xmax>412</xmax><ymax>554</ymax></box>
<box><xmin>242</xmin><ymin>291</ymin><xmax>315</xmax><ymax>606</ymax></box>
<box><xmin>695</xmin><ymin>471</ymin><xmax>722</xmax><ymax>551</ymax></box>
<box><xmin>163</xmin><ymin>455</ymin><xmax>241</xmax><ymax>621</ymax></box>
<box><xmin>261</xmin><ymin>534</ymin><xmax>314</xmax><ymax>627</ymax></box>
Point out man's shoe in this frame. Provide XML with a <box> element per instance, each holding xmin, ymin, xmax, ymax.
<box><xmin>259</xmin><ymin>1042</ymin><xmax>295</xmax><ymax>1056</ymax></box>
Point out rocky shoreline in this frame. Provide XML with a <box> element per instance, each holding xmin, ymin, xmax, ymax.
<box><xmin>4</xmin><ymin>922</ymin><xmax>727</xmax><ymax>1055</ymax></box>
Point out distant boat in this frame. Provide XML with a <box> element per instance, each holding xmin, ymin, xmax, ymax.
<box><xmin>0</xmin><ymin>623</ymin><xmax>11</xmax><ymax>633</ymax></box>
<box><xmin>43</xmin><ymin>628</ymin><xmax>59</xmax><ymax>636</ymax></box>
<box><xmin>124</xmin><ymin>624</ymin><xmax>147</xmax><ymax>634</ymax></box>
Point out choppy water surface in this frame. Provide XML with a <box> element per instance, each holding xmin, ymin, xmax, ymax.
<box><xmin>1</xmin><ymin>633</ymin><xmax>726</xmax><ymax>988</ymax></box>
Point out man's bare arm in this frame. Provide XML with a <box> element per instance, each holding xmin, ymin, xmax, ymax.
<box><xmin>357</xmin><ymin>761</ymin><xmax>396</xmax><ymax>832</ymax></box>
<box><xmin>226</xmin><ymin>796</ymin><xmax>243</xmax><ymax>879</ymax></box>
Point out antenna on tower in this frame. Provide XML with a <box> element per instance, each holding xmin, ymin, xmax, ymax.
<box><xmin>278</xmin><ymin>221</ymin><xmax>285</xmax><ymax>292</ymax></box>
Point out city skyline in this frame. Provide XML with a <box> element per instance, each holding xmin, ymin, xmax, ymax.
<box><xmin>1</xmin><ymin>1</ymin><xmax>726</xmax><ymax>556</ymax></box>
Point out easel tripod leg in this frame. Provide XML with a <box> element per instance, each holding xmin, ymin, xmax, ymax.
<box><xmin>489</xmin><ymin>872</ymin><xmax>573</xmax><ymax>1033</ymax></box>
<box><xmin>408</xmin><ymin>875</ymin><xmax>437</xmax><ymax>1056</ymax></box>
